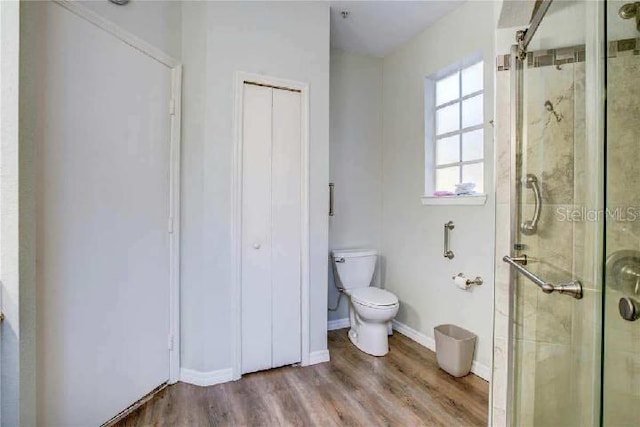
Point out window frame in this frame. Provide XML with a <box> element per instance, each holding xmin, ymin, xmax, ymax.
<box><xmin>424</xmin><ymin>56</ymin><xmax>486</xmax><ymax>204</ymax></box>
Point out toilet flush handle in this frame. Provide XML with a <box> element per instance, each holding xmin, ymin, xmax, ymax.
<box><xmin>335</xmin><ymin>257</ymin><xmax>345</xmax><ymax>263</ymax></box>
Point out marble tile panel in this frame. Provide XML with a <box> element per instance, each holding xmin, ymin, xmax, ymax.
<box><xmin>531</xmin><ymin>342</ymin><xmax>575</xmax><ymax>426</ymax></box>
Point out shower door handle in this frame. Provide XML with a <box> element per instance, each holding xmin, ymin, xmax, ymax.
<box><xmin>521</xmin><ymin>174</ymin><xmax>541</xmax><ymax>235</ymax></box>
<box><xmin>503</xmin><ymin>255</ymin><xmax>583</xmax><ymax>299</ymax></box>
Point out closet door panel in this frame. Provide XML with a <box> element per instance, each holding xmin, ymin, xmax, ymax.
<box><xmin>271</xmin><ymin>89</ymin><xmax>302</xmax><ymax>367</ymax></box>
<box><xmin>241</xmin><ymin>84</ymin><xmax>273</xmax><ymax>374</ymax></box>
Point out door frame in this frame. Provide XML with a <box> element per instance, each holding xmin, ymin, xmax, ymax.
<box><xmin>52</xmin><ymin>0</ymin><xmax>183</xmax><ymax>384</ymax></box>
<box><xmin>231</xmin><ymin>72</ymin><xmax>310</xmax><ymax>380</ymax></box>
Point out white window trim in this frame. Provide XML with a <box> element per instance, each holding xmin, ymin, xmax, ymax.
<box><xmin>423</xmin><ymin>56</ymin><xmax>487</xmax><ymax>206</ymax></box>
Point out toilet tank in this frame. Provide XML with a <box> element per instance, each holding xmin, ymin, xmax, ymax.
<box><xmin>331</xmin><ymin>249</ymin><xmax>378</xmax><ymax>290</ymax></box>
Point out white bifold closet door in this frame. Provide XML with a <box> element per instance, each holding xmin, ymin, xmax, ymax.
<box><xmin>241</xmin><ymin>83</ymin><xmax>302</xmax><ymax>374</ymax></box>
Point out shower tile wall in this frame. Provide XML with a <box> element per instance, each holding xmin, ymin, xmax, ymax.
<box><xmin>604</xmin><ymin>52</ymin><xmax>640</xmax><ymax>427</ymax></box>
<box><xmin>491</xmin><ymin>68</ymin><xmax>511</xmax><ymax>427</ymax></box>
<box><xmin>516</xmin><ymin>61</ymin><xmax>582</xmax><ymax>427</ymax></box>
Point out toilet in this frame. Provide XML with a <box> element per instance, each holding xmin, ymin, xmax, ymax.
<box><xmin>331</xmin><ymin>249</ymin><xmax>399</xmax><ymax>356</ymax></box>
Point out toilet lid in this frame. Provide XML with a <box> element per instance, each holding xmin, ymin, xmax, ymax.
<box><xmin>350</xmin><ymin>287</ymin><xmax>398</xmax><ymax>308</ymax></box>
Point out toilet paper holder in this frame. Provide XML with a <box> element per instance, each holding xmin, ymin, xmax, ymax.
<box><xmin>452</xmin><ymin>273</ymin><xmax>483</xmax><ymax>287</ymax></box>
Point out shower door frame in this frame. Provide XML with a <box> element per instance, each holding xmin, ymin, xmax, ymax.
<box><xmin>505</xmin><ymin>42</ymin><xmax>521</xmax><ymax>427</ymax></box>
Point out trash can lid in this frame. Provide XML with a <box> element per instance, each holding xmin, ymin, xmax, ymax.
<box><xmin>434</xmin><ymin>324</ymin><xmax>476</xmax><ymax>341</ymax></box>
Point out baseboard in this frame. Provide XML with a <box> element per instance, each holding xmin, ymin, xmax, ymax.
<box><xmin>308</xmin><ymin>349</ymin><xmax>330</xmax><ymax>365</ymax></box>
<box><xmin>470</xmin><ymin>360</ymin><xmax>492</xmax><ymax>381</ymax></box>
<box><xmin>180</xmin><ymin>367</ymin><xmax>234</xmax><ymax>387</ymax></box>
<box><xmin>391</xmin><ymin>320</ymin><xmax>491</xmax><ymax>381</ymax></box>
<box><xmin>392</xmin><ymin>319</ymin><xmax>436</xmax><ymax>350</ymax></box>
<box><xmin>181</xmin><ymin>351</ymin><xmax>330</xmax><ymax>385</ymax></box>
<box><xmin>327</xmin><ymin>318</ymin><xmax>350</xmax><ymax>331</ymax></box>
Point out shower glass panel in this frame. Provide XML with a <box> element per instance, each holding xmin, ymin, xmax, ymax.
<box><xmin>509</xmin><ymin>1</ymin><xmax>602</xmax><ymax>425</ymax></box>
<box><xmin>602</xmin><ymin>0</ymin><xmax>640</xmax><ymax>425</ymax></box>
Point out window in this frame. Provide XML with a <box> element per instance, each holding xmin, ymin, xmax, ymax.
<box><xmin>425</xmin><ymin>59</ymin><xmax>485</xmax><ymax>199</ymax></box>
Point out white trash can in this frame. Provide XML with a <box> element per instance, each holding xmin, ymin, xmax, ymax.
<box><xmin>434</xmin><ymin>324</ymin><xmax>477</xmax><ymax>377</ymax></box>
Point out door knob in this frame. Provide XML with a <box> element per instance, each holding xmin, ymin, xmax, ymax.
<box><xmin>253</xmin><ymin>243</ymin><xmax>261</xmax><ymax>249</ymax></box>
<box><xmin>619</xmin><ymin>296</ymin><xmax>640</xmax><ymax>321</ymax></box>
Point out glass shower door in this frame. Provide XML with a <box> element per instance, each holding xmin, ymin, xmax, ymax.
<box><xmin>510</xmin><ymin>47</ymin><xmax>597</xmax><ymax>427</ymax></box>
<box><xmin>506</xmin><ymin>1</ymin><xmax>640</xmax><ymax>425</ymax></box>
<box><xmin>507</xmin><ymin>1</ymin><xmax>601</xmax><ymax>425</ymax></box>
<box><xmin>602</xmin><ymin>1</ymin><xmax>640</xmax><ymax>424</ymax></box>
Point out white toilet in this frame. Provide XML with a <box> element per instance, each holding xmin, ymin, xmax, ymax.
<box><xmin>331</xmin><ymin>249</ymin><xmax>399</xmax><ymax>356</ymax></box>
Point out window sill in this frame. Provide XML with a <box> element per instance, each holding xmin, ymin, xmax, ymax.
<box><xmin>420</xmin><ymin>194</ymin><xmax>487</xmax><ymax>206</ymax></box>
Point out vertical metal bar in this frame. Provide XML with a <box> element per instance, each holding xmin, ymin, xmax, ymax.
<box><xmin>329</xmin><ymin>183</ymin><xmax>335</xmax><ymax>216</ymax></box>
<box><xmin>584</xmin><ymin>1</ymin><xmax>606</xmax><ymax>422</ymax></box>
<box><xmin>522</xmin><ymin>0</ymin><xmax>554</xmax><ymax>51</ymax></box>
<box><xmin>520</xmin><ymin>173</ymin><xmax>541</xmax><ymax>235</ymax></box>
<box><xmin>507</xmin><ymin>43</ymin><xmax>523</xmax><ymax>427</ymax></box>
<box><xmin>443</xmin><ymin>221</ymin><xmax>454</xmax><ymax>259</ymax></box>
<box><xmin>459</xmin><ymin>69</ymin><xmax>463</xmax><ymax>184</ymax></box>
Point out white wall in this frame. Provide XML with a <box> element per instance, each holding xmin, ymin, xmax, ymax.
<box><xmin>78</xmin><ymin>0</ymin><xmax>182</xmax><ymax>59</ymax></box>
<box><xmin>180</xmin><ymin>1</ymin><xmax>330</xmax><ymax>372</ymax></box>
<box><xmin>3</xmin><ymin>2</ymin><xmax>37</xmax><ymax>426</ymax></box>
<box><xmin>17</xmin><ymin>3</ymin><xmax>38</xmax><ymax>424</ymax></box>
<box><xmin>328</xmin><ymin>50</ymin><xmax>383</xmax><ymax>322</ymax></box>
<box><xmin>381</xmin><ymin>1</ymin><xmax>496</xmax><ymax>371</ymax></box>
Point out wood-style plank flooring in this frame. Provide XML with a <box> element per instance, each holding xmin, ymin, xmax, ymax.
<box><xmin>115</xmin><ymin>329</ymin><xmax>489</xmax><ymax>426</ymax></box>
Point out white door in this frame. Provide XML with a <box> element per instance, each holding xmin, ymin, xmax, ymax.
<box><xmin>241</xmin><ymin>84</ymin><xmax>302</xmax><ymax>374</ymax></box>
<box><xmin>37</xmin><ymin>3</ymin><xmax>172</xmax><ymax>425</ymax></box>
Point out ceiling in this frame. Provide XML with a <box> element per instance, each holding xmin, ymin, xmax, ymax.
<box><xmin>330</xmin><ymin>1</ymin><xmax>465</xmax><ymax>57</ymax></box>
<box><xmin>497</xmin><ymin>0</ymin><xmax>536</xmax><ymax>28</ymax></box>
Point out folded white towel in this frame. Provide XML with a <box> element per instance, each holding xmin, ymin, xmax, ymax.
<box><xmin>455</xmin><ymin>182</ymin><xmax>476</xmax><ymax>191</ymax></box>
<box><xmin>454</xmin><ymin>182</ymin><xmax>476</xmax><ymax>195</ymax></box>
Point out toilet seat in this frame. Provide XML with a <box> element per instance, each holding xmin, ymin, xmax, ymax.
<box><xmin>349</xmin><ymin>287</ymin><xmax>398</xmax><ymax>308</ymax></box>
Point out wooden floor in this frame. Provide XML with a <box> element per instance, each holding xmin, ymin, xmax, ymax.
<box><xmin>115</xmin><ymin>329</ymin><xmax>489</xmax><ymax>426</ymax></box>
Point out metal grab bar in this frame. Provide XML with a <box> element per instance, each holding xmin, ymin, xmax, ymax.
<box><xmin>502</xmin><ymin>255</ymin><xmax>583</xmax><ymax>299</ymax></box>
<box><xmin>520</xmin><ymin>174</ymin><xmax>541</xmax><ymax>235</ymax></box>
<box><xmin>443</xmin><ymin>221</ymin><xmax>454</xmax><ymax>259</ymax></box>
<box><xmin>329</xmin><ymin>183</ymin><xmax>335</xmax><ymax>216</ymax></box>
